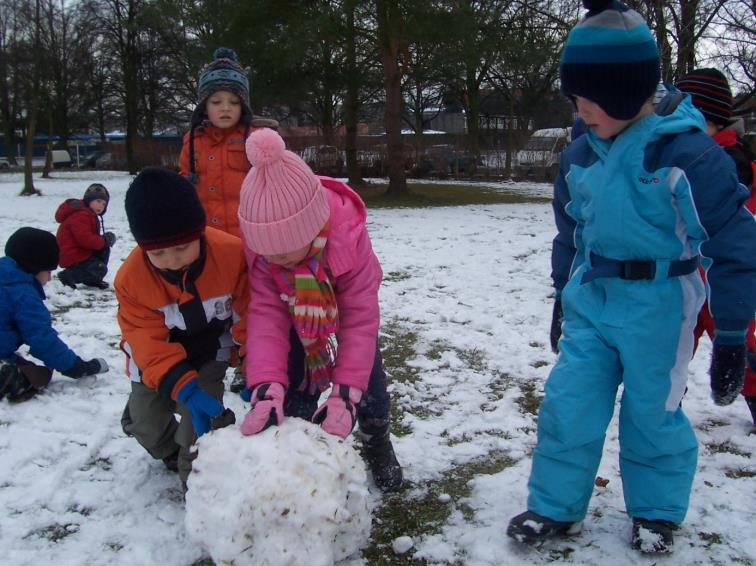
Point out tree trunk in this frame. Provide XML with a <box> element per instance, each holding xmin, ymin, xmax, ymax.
<box><xmin>21</xmin><ymin>0</ymin><xmax>42</xmax><ymax>196</ymax></box>
<box><xmin>42</xmin><ymin>104</ymin><xmax>53</xmax><ymax>179</ymax></box>
<box><xmin>676</xmin><ymin>0</ymin><xmax>698</xmax><ymax>77</ymax></box>
<box><xmin>343</xmin><ymin>0</ymin><xmax>363</xmax><ymax>187</ymax></box>
<box><xmin>376</xmin><ymin>0</ymin><xmax>407</xmax><ymax>197</ymax></box>
<box><xmin>649</xmin><ymin>0</ymin><xmax>674</xmax><ymax>82</ymax></box>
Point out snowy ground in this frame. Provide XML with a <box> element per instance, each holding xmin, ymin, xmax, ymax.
<box><xmin>0</xmin><ymin>171</ymin><xmax>753</xmax><ymax>565</ymax></box>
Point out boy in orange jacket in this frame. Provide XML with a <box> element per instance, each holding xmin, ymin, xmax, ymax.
<box><xmin>116</xmin><ymin>167</ymin><xmax>247</xmax><ymax>492</ymax></box>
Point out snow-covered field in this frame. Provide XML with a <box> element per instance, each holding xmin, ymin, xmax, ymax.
<box><xmin>0</xmin><ymin>171</ymin><xmax>753</xmax><ymax>565</ymax></box>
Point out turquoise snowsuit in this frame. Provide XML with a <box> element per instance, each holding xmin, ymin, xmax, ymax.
<box><xmin>528</xmin><ymin>92</ymin><xmax>756</xmax><ymax>524</ymax></box>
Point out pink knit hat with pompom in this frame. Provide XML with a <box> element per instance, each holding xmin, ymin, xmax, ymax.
<box><xmin>238</xmin><ymin>129</ymin><xmax>330</xmax><ymax>255</ymax></box>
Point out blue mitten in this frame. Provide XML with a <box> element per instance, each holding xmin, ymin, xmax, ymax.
<box><xmin>176</xmin><ymin>379</ymin><xmax>223</xmax><ymax>437</ymax></box>
<box><xmin>710</xmin><ymin>331</ymin><xmax>746</xmax><ymax>406</ymax></box>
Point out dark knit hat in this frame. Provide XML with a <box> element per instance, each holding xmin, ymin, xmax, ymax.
<box><xmin>675</xmin><ymin>68</ymin><xmax>733</xmax><ymax>126</ymax></box>
<box><xmin>5</xmin><ymin>227</ymin><xmax>59</xmax><ymax>274</ymax></box>
<box><xmin>83</xmin><ymin>183</ymin><xmax>110</xmax><ymax>211</ymax></box>
<box><xmin>560</xmin><ymin>0</ymin><xmax>660</xmax><ymax>120</ymax></box>
<box><xmin>125</xmin><ymin>167</ymin><xmax>206</xmax><ymax>251</ymax></box>
<box><xmin>192</xmin><ymin>47</ymin><xmax>251</xmax><ymax>127</ymax></box>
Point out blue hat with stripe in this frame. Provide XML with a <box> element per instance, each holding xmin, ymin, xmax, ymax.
<box><xmin>560</xmin><ymin>0</ymin><xmax>660</xmax><ymax>120</ymax></box>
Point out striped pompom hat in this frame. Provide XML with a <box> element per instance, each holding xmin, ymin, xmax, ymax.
<box><xmin>676</xmin><ymin>68</ymin><xmax>733</xmax><ymax>126</ymax></box>
<box><xmin>560</xmin><ymin>0</ymin><xmax>660</xmax><ymax>120</ymax></box>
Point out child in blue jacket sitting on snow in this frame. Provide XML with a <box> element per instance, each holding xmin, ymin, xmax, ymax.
<box><xmin>0</xmin><ymin>227</ymin><xmax>109</xmax><ymax>402</ymax></box>
<box><xmin>507</xmin><ymin>0</ymin><xmax>756</xmax><ymax>555</ymax></box>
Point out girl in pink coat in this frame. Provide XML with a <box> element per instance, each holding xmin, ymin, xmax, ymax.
<box><xmin>237</xmin><ymin>128</ymin><xmax>402</xmax><ymax>492</ymax></box>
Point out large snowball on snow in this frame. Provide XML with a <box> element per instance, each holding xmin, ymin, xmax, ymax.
<box><xmin>185</xmin><ymin>419</ymin><xmax>373</xmax><ymax>566</ymax></box>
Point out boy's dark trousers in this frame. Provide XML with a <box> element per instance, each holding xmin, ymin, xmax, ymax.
<box><xmin>120</xmin><ymin>359</ymin><xmax>227</xmax><ymax>484</ymax></box>
<box><xmin>60</xmin><ymin>247</ymin><xmax>110</xmax><ymax>287</ymax></box>
<box><xmin>0</xmin><ymin>355</ymin><xmax>53</xmax><ymax>402</ymax></box>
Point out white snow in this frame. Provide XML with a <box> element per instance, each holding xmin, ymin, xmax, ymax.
<box><xmin>185</xmin><ymin>420</ymin><xmax>372</xmax><ymax>565</ymax></box>
<box><xmin>0</xmin><ymin>170</ymin><xmax>753</xmax><ymax>566</ymax></box>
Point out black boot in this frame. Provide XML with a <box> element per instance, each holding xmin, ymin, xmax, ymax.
<box><xmin>745</xmin><ymin>396</ymin><xmax>756</xmax><ymax>430</ymax></box>
<box><xmin>631</xmin><ymin>518</ymin><xmax>677</xmax><ymax>553</ymax></box>
<box><xmin>507</xmin><ymin>510</ymin><xmax>580</xmax><ymax>544</ymax></box>
<box><xmin>358</xmin><ymin>417</ymin><xmax>403</xmax><ymax>492</ymax></box>
<box><xmin>229</xmin><ymin>366</ymin><xmax>246</xmax><ymax>393</ymax></box>
<box><xmin>0</xmin><ymin>360</ymin><xmax>38</xmax><ymax>403</ymax></box>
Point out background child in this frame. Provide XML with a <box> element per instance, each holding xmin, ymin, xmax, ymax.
<box><xmin>507</xmin><ymin>0</ymin><xmax>756</xmax><ymax>554</ymax></box>
<box><xmin>0</xmin><ymin>227</ymin><xmax>109</xmax><ymax>402</ymax></box>
<box><xmin>676</xmin><ymin>68</ymin><xmax>756</xmax><ymax>428</ymax></box>
<box><xmin>179</xmin><ymin>47</ymin><xmax>278</xmax><ymax>394</ymax></box>
<box><xmin>56</xmin><ymin>183</ymin><xmax>116</xmax><ymax>289</ymax></box>
<box><xmin>116</xmin><ymin>167</ymin><xmax>246</xmax><ymax>492</ymax></box>
<box><xmin>236</xmin><ymin>128</ymin><xmax>403</xmax><ymax>492</ymax></box>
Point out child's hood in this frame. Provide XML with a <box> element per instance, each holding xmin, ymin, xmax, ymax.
<box><xmin>650</xmin><ymin>88</ymin><xmax>707</xmax><ymax>137</ymax></box>
<box><xmin>55</xmin><ymin>198</ymin><xmax>94</xmax><ymax>223</ymax></box>
<box><xmin>0</xmin><ymin>256</ymin><xmax>44</xmax><ymax>297</ymax></box>
<box><xmin>318</xmin><ymin>176</ymin><xmax>369</xmax><ymax>277</ymax></box>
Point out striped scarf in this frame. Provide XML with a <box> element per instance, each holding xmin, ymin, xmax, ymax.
<box><xmin>269</xmin><ymin>223</ymin><xmax>339</xmax><ymax>393</ymax></box>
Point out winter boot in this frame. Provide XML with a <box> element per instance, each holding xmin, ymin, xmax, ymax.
<box><xmin>507</xmin><ymin>510</ymin><xmax>581</xmax><ymax>545</ymax></box>
<box><xmin>84</xmin><ymin>280</ymin><xmax>109</xmax><ymax>290</ymax></box>
<box><xmin>163</xmin><ymin>447</ymin><xmax>180</xmax><ymax>473</ymax></box>
<box><xmin>745</xmin><ymin>396</ymin><xmax>756</xmax><ymax>430</ymax></box>
<box><xmin>229</xmin><ymin>365</ymin><xmax>246</xmax><ymax>394</ymax></box>
<box><xmin>58</xmin><ymin>270</ymin><xmax>77</xmax><ymax>289</ymax></box>
<box><xmin>358</xmin><ymin>417</ymin><xmax>403</xmax><ymax>492</ymax></box>
<box><xmin>0</xmin><ymin>360</ymin><xmax>38</xmax><ymax>403</ymax></box>
<box><xmin>631</xmin><ymin>518</ymin><xmax>678</xmax><ymax>554</ymax></box>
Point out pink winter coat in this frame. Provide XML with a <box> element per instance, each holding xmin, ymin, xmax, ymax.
<box><xmin>243</xmin><ymin>177</ymin><xmax>382</xmax><ymax>392</ymax></box>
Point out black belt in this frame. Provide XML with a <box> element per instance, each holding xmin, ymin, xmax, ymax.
<box><xmin>581</xmin><ymin>253</ymin><xmax>699</xmax><ymax>284</ymax></box>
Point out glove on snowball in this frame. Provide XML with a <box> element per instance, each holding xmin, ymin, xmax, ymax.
<box><xmin>550</xmin><ymin>298</ymin><xmax>563</xmax><ymax>354</ymax></box>
<box><xmin>240</xmin><ymin>382</ymin><xmax>285</xmax><ymax>435</ymax></box>
<box><xmin>176</xmin><ymin>379</ymin><xmax>223</xmax><ymax>437</ymax></box>
<box><xmin>62</xmin><ymin>357</ymin><xmax>109</xmax><ymax>379</ymax></box>
<box><xmin>312</xmin><ymin>385</ymin><xmax>362</xmax><ymax>439</ymax></box>
<box><xmin>710</xmin><ymin>342</ymin><xmax>746</xmax><ymax>406</ymax></box>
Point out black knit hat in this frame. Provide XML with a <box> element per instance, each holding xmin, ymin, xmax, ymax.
<box><xmin>675</xmin><ymin>68</ymin><xmax>733</xmax><ymax>126</ymax></box>
<box><xmin>560</xmin><ymin>0</ymin><xmax>661</xmax><ymax>120</ymax></box>
<box><xmin>125</xmin><ymin>167</ymin><xmax>206</xmax><ymax>251</ymax></box>
<box><xmin>5</xmin><ymin>227</ymin><xmax>59</xmax><ymax>274</ymax></box>
<box><xmin>191</xmin><ymin>47</ymin><xmax>252</xmax><ymax>127</ymax></box>
<box><xmin>82</xmin><ymin>183</ymin><xmax>110</xmax><ymax>212</ymax></box>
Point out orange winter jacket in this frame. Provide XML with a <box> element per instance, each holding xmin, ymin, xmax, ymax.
<box><xmin>179</xmin><ymin>123</ymin><xmax>250</xmax><ymax>238</ymax></box>
<box><xmin>114</xmin><ymin>228</ymin><xmax>248</xmax><ymax>400</ymax></box>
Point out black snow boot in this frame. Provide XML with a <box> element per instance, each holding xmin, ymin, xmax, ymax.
<box><xmin>745</xmin><ymin>396</ymin><xmax>756</xmax><ymax>430</ymax></box>
<box><xmin>0</xmin><ymin>361</ymin><xmax>38</xmax><ymax>403</ymax></box>
<box><xmin>631</xmin><ymin>518</ymin><xmax>678</xmax><ymax>554</ymax></box>
<box><xmin>163</xmin><ymin>447</ymin><xmax>180</xmax><ymax>473</ymax></box>
<box><xmin>358</xmin><ymin>417</ymin><xmax>403</xmax><ymax>492</ymax></box>
<box><xmin>507</xmin><ymin>510</ymin><xmax>580</xmax><ymax>545</ymax></box>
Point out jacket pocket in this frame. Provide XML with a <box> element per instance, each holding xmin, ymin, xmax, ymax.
<box><xmin>227</xmin><ymin>144</ymin><xmax>250</xmax><ymax>172</ymax></box>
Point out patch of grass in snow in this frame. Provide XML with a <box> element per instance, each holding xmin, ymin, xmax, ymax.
<box><xmin>105</xmin><ymin>542</ymin><xmax>124</xmax><ymax>552</ymax></box>
<box><xmin>26</xmin><ymin>522</ymin><xmax>79</xmax><ymax>542</ymax></box>
<box><xmin>704</xmin><ymin>441</ymin><xmax>751</xmax><ymax>458</ymax></box>
<box><xmin>80</xmin><ymin>456</ymin><xmax>113</xmax><ymax>472</ymax></box>
<box><xmin>516</xmin><ymin>381</ymin><xmax>542</xmax><ymax>415</ymax></box>
<box><xmin>190</xmin><ymin>559</ymin><xmax>215</xmax><ymax>566</ymax></box>
<box><xmin>724</xmin><ymin>467</ymin><xmax>756</xmax><ymax>479</ymax></box>
<box><xmin>696</xmin><ymin>418</ymin><xmax>729</xmax><ymax>431</ymax></box>
<box><xmin>358</xmin><ymin>182</ymin><xmax>551</xmax><ymax>208</ymax></box>
<box><xmin>363</xmin><ymin>450</ymin><xmax>517</xmax><ymax>564</ymax></box>
<box><xmin>67</xmin><ymin>504</ymin><xmax>93</xmax><ymax>516</ymax></box>
<box><xmin>384</xmin><ymin>270</ymin><xmax>412</xmax><ymax>283</ymax></box>
<box><xmin>545</xmin><ymin>546</ymin><xmax>576</xmax><ymax>561</ymax></box>
<box><xmin>380</xmin><ymin>319</ymin><xmax>420</xmax><ymax>437</ymax></box>
<box><xmin>698</xmin><ymin>531</ymin><xmax>722</xmax><ymax>547</ymax></box>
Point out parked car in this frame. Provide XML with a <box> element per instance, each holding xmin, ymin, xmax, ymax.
<box><xmin>47</xmin><ymin>149</ymin><xmax>73</xmax><ymax>169</ymax></box>
<box><xmin>300</xmin><ymin>145</ymin><xmax>344</xmax><ymax>176</ymax></box>
<box><xmin>416</xmin><ymin>144</ymin><xmax>478</xmax><ymax>177</ymax></box>
<box><xmin>512</xmin><ymin>128</ymin><xmax>571</xmax><ymax>182</ymax></box>
<box><xmin>80</xmin><ymin>151</ymin><xmax>112</xmax><ymax>169</ymax></box>
<box><xmin>0</xmin><ymin>157</ymin><xmax>9</xmax><ymax>169</ymax></box>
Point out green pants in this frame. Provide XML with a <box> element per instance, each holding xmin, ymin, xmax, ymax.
<box><xmin>121</xmin><ymin>360</ymin><xmax>227</xmax><ymax>483</ymax></box>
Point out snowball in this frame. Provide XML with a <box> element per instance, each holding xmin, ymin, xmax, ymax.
<box><xmin>185</xmin><ymin>419</ymin><xmax>373</xmax><ymax>566</ymax></box>
<box><xmin>392</xmin><ymin>535</ymin><xmax>414</xmax><ymax>554</ymax></box>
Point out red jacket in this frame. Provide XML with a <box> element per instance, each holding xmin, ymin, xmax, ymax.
<box><xmin>55</xmin><ymin>199</ymin><xmax>106</xmax><ymax>268</ymax></box>
<box><xmin>179</xmin><ymin>123</ymin><xmax>250</xmax><ymax>238</ymax></box>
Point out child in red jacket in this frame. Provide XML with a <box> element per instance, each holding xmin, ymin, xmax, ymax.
<box><xmin>55</xmin><ymin>183</ymin><xmax>116</xmax><ymax>290</ymax></box>
<box><xmin>676</xmin><ymin>68</ymin><xmax>756</xmax><ymax>428</ymax></box>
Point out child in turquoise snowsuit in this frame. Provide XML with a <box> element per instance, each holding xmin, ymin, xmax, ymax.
<box><xmin>508</xmin><ymin>0</ymin><xmax>756</xmax><ymax>554</ymax></box>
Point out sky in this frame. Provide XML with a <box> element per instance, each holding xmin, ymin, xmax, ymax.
<box><xmin>0</xmin><ymin>171</ymin><xmax>753</xmax><ymax>566</ymax></box>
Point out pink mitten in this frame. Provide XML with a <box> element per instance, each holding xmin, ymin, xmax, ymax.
<box><xmin>240</xmin><ymin>382</ymin><xmax>286</xmax><ymax>436</ymax></box>
<box><xmin>312</xmin><ymin>385</ymin><xmax>362</xmax><ymax>439</ymax></box>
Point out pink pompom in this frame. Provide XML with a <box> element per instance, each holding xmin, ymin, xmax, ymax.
<box><xmin>245</xmin><ymin>128</ymin><xmax>286</xmax><ymax>167</ymax></box>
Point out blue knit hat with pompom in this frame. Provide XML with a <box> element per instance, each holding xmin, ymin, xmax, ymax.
<box><xmin>192</xmin><ymin>47</ymin><xmax>251</xmax><ymax>126</ymax></box>
<box><xmin>560</xmin><ymin>0</ymin><xmax>660</xmax><ymax>120</ymax></box>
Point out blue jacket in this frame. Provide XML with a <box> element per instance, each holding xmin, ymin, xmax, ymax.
<box><xmin>552</xmin><ymin>91</ymin><xmax>756</xmax><ymax>332</ymax></box>
<box><xmin>0</xmin><ymin>256</ymin><xmax>77</xmax><ymax>371</ymax></box>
